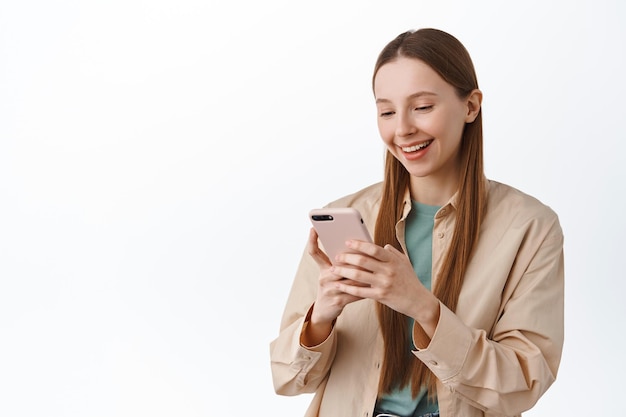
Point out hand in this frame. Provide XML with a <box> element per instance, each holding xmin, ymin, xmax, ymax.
<box><xmin>306</xmin><ymin>228</ymin><xmax>364</xmax><ymax>325</ymax></box>
<box><xmin>331</xmin><ymin>239</ymin><xmax>440</xmax><ymax>337</ymax></box>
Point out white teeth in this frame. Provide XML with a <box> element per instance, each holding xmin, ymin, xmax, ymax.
<box><xmin>402</xmin><ymin>140</ymin><xmax>433</xmax><ymax>152</ymax></box>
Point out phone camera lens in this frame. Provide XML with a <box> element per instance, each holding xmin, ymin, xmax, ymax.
<box><xmin>312</xmin><ymin>215</ymin><xmax>333</xmax><ymax>221</ymax></box>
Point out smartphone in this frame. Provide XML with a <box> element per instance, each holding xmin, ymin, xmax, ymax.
<box><xmin>309</xmin><ymin>208</ymin><xmax>373</xmax><ymax>264</ymax></box>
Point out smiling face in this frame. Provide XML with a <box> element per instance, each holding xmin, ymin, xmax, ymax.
<box><xmin>374</xmin><ymin>57</ymin><xmax>481</xmax><ymax>202</ymax></box>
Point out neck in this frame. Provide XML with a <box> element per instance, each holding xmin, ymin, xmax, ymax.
<box><xmin>409</xmin><ymin>174</ymin><xmax>458</xmax><ymax>206</ymax></box>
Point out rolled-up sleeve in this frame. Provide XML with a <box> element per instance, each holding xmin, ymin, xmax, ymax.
<box><xmin>270</xmin><ymin>245</ymin><xmax>338</xmax><ymax>396</ymax></box>
<box><xmin>270</xmin><ymin>311</ymin><xmax>337</xmax><ymax>395</ymax></box>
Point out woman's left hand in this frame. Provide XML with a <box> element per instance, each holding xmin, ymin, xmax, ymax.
<box><xmin>332</xmin><ymin>239</ymin><xmax>440</xmax><ymax>337</ymax></box>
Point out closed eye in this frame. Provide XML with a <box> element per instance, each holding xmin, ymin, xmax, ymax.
<box><xmin>415</xmin><ymin>105</ymin><xmax>433</xmax><ymax>111</ymax></box>
<box><xmin>379</xmin><ymin>111</ymin><xmax>395</xmax><ymax>117</ymax></box>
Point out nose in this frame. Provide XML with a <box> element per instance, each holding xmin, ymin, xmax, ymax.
<box><xmin>395</xmin><ymin>111</ymin><xmax>417</xmax><ymax>137</ymax></box>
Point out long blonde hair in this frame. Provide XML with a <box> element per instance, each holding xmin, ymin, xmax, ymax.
<box><xmin>372</xmin><ymin>28</ymin><xmax>487</xmax><ymax>398</ymax></box>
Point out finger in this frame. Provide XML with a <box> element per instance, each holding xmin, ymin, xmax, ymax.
<box><xmin>335</xmin><ymin>279</ymin><xmax>375</xmax><ymax>300</ymax></box>
<box><xmin>331</xmin><ymin>264</ymin><xmax>375</xmax><ymax>286</ymax></box>
<box><xmin>383</xmin><ymin>243</ymin><xmax>404</xmax><ymax>257</ymax></box>
<box><xmin>344</xmin><ymin>239</ymin><xmax>388</xmax><ymax>261</ymax></box>
<box><xmin>334</xmin><ymin>253</ymin><xmax>376</xmax><ymax>275</ymax></box>
<box><xmin>307</xmin><ymin>228</ymin><xmax>332</xmax><ymax>267</ymax></box>
<box><xmin>308</xmin><ymin>227</ymin><xmax>319</xmax><ymax>245</ymax></box>
<box><xmin>319</xmin><ymin>265</ymin><xmax>348</xmax><ymax>285</ymax></box>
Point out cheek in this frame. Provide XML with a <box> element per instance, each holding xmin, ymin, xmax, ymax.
<box><xmin>446</xmin><ymin>117</ymin><xmax>467</xmax><ymax>144</ymax></box>
<box><xmin>377</xmin><ymin>120</ymin><xmax>395</xmax><ymax>145</ymax></box>
<box><xmin>447</xmin><ymin>107</ymin><xmax>470</xmax><ymax>135</ymax></box>
<box><xmin>426</xmin><ymin>112</ymin><xmax>464</xmax><ymax>139</ymax></box>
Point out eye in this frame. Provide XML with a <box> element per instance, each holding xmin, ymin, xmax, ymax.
<box><xmin>415</xmin><ymin>105</ymin><xmax>433</xmax><ymax>112</ymax></box>
<box><xmin>379</xmin><ymin>111</ymin><xmax>395</xmax><ymax>118</ymax></box>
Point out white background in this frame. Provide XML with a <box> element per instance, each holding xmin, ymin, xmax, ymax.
<box><xmin>1</xmin><ymin>0</ymin><xmax>624</xmax><ymax>415</ymax></box>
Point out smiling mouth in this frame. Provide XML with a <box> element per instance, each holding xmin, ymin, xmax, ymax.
<box><xmin>401</xmin><ymin>140</ymin><xmax>433</xmax><ymax>153</ymax></box>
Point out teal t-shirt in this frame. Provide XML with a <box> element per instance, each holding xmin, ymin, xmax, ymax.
<box><xmin>375</xmin><ymin>201</ymin><xmax>440</xmax><ymax>417</ymax></box>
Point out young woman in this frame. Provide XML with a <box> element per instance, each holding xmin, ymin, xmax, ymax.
<box><xmin>270</xmin><ymin>28</ymin><xmax>564</xmax><ymax>417</ymax></box>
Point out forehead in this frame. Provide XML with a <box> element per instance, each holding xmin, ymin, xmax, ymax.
<box><xmin>373</xmin><ymin>57</ymin><xmax>452</xmax><ymax>100</ymax></box>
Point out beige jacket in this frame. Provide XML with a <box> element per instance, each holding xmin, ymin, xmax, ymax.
<box><xmin>270</xmin><ymin>180</ymin><xmax>564</xmax><ymax>417</ymax></box>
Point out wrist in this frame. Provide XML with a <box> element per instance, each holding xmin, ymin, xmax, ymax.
<box><xmin>411</xmin><ymin>297</ymin><xmax>440</xmax><ymax>338</ymax></box>
<box><xmin>301</xmin><ymin>304</ymin><xmax>335</xmax><ymax>347</ymax></box>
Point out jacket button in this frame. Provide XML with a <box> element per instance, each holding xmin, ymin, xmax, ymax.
<box><xmin>437</xmin><ymin>232</ymin><xmax>444</xmax><ymax>239</ymax></box>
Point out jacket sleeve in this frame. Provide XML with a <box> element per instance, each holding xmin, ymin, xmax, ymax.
<box><xmin>269</xmin><ymin>247</ymin><xmax>338</xmax><ymax>396</ymax></box>
<box><xmin>413</xmin><ymin>219</ymin><xmax>564</xmax><ymax>415</ymax></box>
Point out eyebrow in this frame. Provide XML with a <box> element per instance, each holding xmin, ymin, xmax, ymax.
<box><xmin>375</xmin><ymin>91</ymin><xmax>437</xmax><ymax>104</ymax></box>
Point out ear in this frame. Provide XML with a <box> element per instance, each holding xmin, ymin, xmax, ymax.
<box><xmin>464</xmin><ymin>89</ymin><xmax>482</xmax><ymax>123</ymax></box>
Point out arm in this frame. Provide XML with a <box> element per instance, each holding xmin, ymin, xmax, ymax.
<box><xmin>270</xmin><ymin>229</ymin><xmax>363</xmax><ymax>396</ymax></box>
<box><xmin>270</xmin><ymin>305</ymin><xmax>338</xmax><ymax>396</ymax></box>
<box><xmin>414</xmin><ymin>226</ymin><xmax>564</xmax><ymax>414</ymax></box>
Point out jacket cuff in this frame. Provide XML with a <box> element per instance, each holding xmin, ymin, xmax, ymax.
<box><xmin>412</xmin><ymin>301</ymin><xmax>473</xmax><ymax>382</ymax></box>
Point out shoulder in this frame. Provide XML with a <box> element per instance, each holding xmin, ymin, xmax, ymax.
<box><xmin>485</xmin><ymin>180</ymin><xmax>562</xmax><ymax>240</ymax></box>
<box><xmin>486</xmin><ymin>180</ymin><xmax>558</xmax><ymax>219</ymax></box>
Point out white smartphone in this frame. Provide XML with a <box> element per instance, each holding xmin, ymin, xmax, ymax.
<box><xmin>309</xmin><ymin>207</ymin><xmax>373</xmax><ymax>264</ymax></box>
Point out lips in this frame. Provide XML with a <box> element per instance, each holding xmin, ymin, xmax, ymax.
<box><xmin>401</xmin><ymin>139</ymin><xmax>433</xmax><ymax>153</ymax></box>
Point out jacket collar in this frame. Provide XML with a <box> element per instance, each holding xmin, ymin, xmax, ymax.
<box><xmin>399</xmin><ymin>176</ymin><xmax>489</xmax><ymax>220</ymax></box>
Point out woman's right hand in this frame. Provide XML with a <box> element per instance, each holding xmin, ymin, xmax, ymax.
<box><xmin>301</xmin><ymin>228</ymin><xmax>363</xmax><ymax>347</ymax></box>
